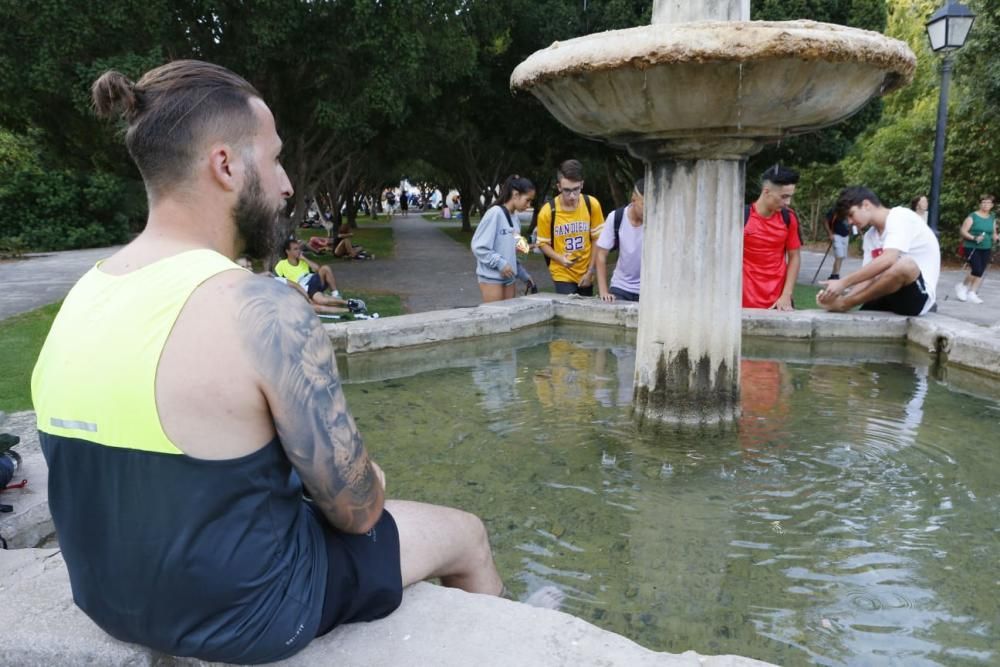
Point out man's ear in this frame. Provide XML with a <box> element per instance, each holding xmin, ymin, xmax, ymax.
<box><xmin>208</xmin><ymin>143</ymin><xmax>241</xmax><ymax>193</ymax></box>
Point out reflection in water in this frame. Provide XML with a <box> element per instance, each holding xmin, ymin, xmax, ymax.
<box><xmin>346</xmin><ymin>335</ymin><xmax>1000</xmax><ymax>667</ymax></box>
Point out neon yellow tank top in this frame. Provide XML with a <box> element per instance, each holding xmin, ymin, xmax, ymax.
<box><xmin>32</xmin><ymin>249</ymin><xmax>243</xmax><ymax>454</ymax></box>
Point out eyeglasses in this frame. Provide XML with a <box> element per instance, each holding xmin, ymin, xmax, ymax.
<box><xmin>558</xmin><ymin>186</ymin><xmax>583</xmax><ymax>195</ymax></box>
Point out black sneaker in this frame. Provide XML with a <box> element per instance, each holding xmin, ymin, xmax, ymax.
<box><xmin>347</xmin><ymin>298</ymin><xmax>367</xmax><ymax>313</ymax></box>
<box><xmin>827</xmin><ymin>273</ymin><xmax>840</xmax><ymax>280</ymax></box>
<box><xmin>526</xmin><ymin>280</ymin><xmax>538</xmax><ymax>295</ymax></box>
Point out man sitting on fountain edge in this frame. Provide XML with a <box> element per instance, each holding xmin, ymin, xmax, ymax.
<box><xmin>817</xmin><ymin>186</ymin><xmax>940</xmax><ymax>316</ymax></box>
<box><xmin>30</xmin><ymin>59</ymin><xmax>505</xmax><ymax>664</ymax></box>
<box><xmin>742</xmin><ymin>165</ymin><xmax>802</xmax><ymax>310</ymax></box>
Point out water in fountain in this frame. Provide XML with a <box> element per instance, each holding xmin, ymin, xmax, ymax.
<box><xmin>343</xmin><ymin>326</ymin><xmax>1000</xmax><ymax>666</ymax></box>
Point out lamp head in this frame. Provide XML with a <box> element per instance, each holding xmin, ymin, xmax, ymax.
<box><xmin>926</xmin><ymin>1</ymin><xmax>975</xmax><ymax>53</ymax></box>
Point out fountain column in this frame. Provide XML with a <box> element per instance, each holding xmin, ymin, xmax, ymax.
<box><xmin>510</xmin><ymin>0</ymin><xmax>915</xmax><ymax>426</ymax></box>
<box><xmin>630</xmin><ymin>0</ymin><xmax>752</xmax><ymax>426</ymax></box>
<box><xmin>633</xmin><ymin>157</ymin><xmax>744</xmax><ymax>426</ymax></box>
<box><xmin>651</xmin><ymin>0</ymin><xmax>749</xmax><ymax>23</ymax></box>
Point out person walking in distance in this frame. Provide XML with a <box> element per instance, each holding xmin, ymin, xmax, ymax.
<box><xmin>954</xmin><ymin>194</ymin><xmax>997</xmax><ymax>304</ymax></box>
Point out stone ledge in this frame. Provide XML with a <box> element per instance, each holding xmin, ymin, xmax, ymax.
<box><xmin>0</xmin><ymin>549</ymin><xmax>772</xmax><ymax>667</ymax></box>
<box><xmin>321</xmin><ymin>300</ymin><xmax>1000</xmax><ymax>382</ymax></box>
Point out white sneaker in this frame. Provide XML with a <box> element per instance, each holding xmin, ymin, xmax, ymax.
<box><xmin>968</xmin><ymin>292</ymin><xmax>983</xmax><ymax>304</ymax></box>
<box><xmin>955</xmin><ymin>282</ymin><xmax>968</xmax><ymax>301</ymax></box>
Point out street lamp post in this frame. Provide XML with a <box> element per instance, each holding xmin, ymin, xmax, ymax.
<box><xmin>926</xmin><ymin>0</ymin><xmax>976</xmax><ymax>234</ymax></box>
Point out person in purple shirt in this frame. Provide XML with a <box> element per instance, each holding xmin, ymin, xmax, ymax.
<box><xmin>595</xmin><ymin>178</ymin><xmax>644</xmax><ymax>302</ymax></box>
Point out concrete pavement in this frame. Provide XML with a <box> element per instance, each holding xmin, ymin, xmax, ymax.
<box><xmin>0</xmin><ymin>246</ymin><xmax>121</xmax><ymax>320</ymax></box>
<box><xmin>2</xmin><ymin>216</ymin><xmax>999</xmax><ymax>328</ymax></box>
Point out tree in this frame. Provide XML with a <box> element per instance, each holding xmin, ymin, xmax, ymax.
<box><xmin>0</xmin><ymin>0</ymin><xmax>479</xmax><ymax>250</ymax></box>
<box><xmin>747</xmin><ymin>0</ymin><xmax>890</xmax><ymax>215</ymax></box>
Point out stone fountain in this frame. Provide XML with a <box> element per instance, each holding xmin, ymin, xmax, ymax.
<box><xmin>511</xmin><ymin>0</ymin><xmax>915</xmax><ymax>426</ymax></box>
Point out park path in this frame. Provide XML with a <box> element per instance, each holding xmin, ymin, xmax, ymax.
<box><xmin>1</xmin><ymin>214</ymin><xmax>997</xmax><ymax>326</ymax></box>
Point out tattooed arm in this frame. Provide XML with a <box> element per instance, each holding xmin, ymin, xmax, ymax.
<box><xmin>236</xmin><ymin>275</ymin><xmax>384</xmax><ymax>533</ymax></box>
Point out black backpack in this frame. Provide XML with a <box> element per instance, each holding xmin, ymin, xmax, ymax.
<box><xmin>540</xmin><ymin>195</ymin><xmax>594</xmax><ymax>266</ymax></box>
<box><xmin>609</xmin><ymin>205</ymin><xmax>628</xmax><ymax>253</ymax></box>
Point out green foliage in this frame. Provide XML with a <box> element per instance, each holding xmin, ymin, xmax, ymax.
<box><xmin>830</xmin><ymin>0</ymin><xmax>999</xmax><ymax>241</ymax></box>
<box><xmin>0</xmin><ymin>131</ymin><xmax>133</xmax><ymax>251</ymax></box>
<box><xmin>748</xmin><ymin>0</ymin><xmax>889</xmax><ymax>189</ymax></box>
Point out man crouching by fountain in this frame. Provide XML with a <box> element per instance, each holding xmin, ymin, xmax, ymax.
<box><xmin>817</xmin><ymin>186</ymin><xmax>940</xmax><ymax>316</ymax></box>
<box><xmin>30</xmin><ymin>60</ymin><xmax>503</xmax><ymax>664</ymax></box>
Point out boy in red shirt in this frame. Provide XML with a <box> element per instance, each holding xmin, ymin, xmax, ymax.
<box><xmin>742</xmin><ymin>165</ymin><xmax>801</xmax><ymax>309</ymax></box>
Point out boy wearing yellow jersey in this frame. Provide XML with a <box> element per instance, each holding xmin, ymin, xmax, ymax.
<box><xmin>536</xmin><ymin>159</ymin><xmax>605</xmax><ymax>295</ymax></box>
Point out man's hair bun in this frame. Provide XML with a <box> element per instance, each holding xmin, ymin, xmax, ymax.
<box><xmin>91</xmin><ymin>70</ymin><xmax>139</xmax><ymax>121</ymax></box>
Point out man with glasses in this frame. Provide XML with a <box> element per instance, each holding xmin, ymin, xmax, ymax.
<box><xmin>536</xmin><ymin>159</ymin><xmax>605</xmax><ymax>295</ymax></box>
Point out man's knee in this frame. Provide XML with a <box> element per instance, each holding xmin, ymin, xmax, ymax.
<box><xmin>890</xmin><ymin>256</ymin><xmax>920</xmax><ymax>283</ymax></box>
<box><xmin>454</xmin><ymin>509</ymin><xmax>492</xmax><ymax>558</ymax></box>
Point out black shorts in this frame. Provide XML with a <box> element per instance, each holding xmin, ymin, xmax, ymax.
<box><xmin>860</xmin><ymin>272</ymin><xmax>930</xmax><ymax>316</ymax></box>
<box><xmin>554</xmin><ymin>280</ymin><xmax>594</xmax><ymax>297</ymax></box>
<box><xmin>305</xmin><ymin>273</ymin><xmax>324</xmax><ymax>297</ymax></box>
<box><xmin>967</xmin><ymin>248</ymin><xmax>991</xmax><ymax>278</ymax></box>
<box><xmin>307</xmin><ymin>505</ymin><xmax>403</xmax><ymax>636</ymax></box>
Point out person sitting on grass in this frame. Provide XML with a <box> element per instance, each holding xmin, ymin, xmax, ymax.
<box><xmin>237</xmin><ymin>257</ymin><xmax>353</xmax><ymax>316</ymax></box>
<box><xmin>274</xmin><ymin>238</ymin><xmax>350</xmax><ymax>309</ymax></box>
<box><xmin>817</xmin><ymin>186</ymin><xmax>940</xmax><ymax>316</ymax></box>
<box><xmin>333</xmin><ymin>223</ymin><xmax>373</xmax><ymax>260</ymax></box>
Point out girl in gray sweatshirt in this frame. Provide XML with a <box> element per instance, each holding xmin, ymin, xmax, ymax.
<box><xmin>471</xmin><ymin>175</ymin><xmax>535</xmax><ymax>302</ymax></box>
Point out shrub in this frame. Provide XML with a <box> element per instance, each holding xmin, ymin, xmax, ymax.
<box><xmin>0</xmin><ymin>131</ymin><xmax>135</xmax><ymax>251</ymax></box>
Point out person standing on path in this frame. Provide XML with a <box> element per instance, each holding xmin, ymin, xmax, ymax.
<box><xmin>535</xmin><ymin>159</ymin><xmax>605</xmax><ymax>296</ymax></box>
<box><xmin>470</xmin><ymin>175</ymin><xmax>535</xmax><ymax>302</ymax></box>
<box><xmin>742</xmin><ymin>165</ymin><xmax>802</xmax><ymax>310</ymax></box>
<box><xmin>596</xmin><ymin>178</ymin><xmax>644</xmax><ymax>302</ymax></box>
<box><xmin>954</xmin><ymin>194</ymin><xmax>997</xmax><ymax>304</ymax></box>
<box><xmin>31</xmin><ymin>59</ymin><xmax>504</xmax><ymax>664</ymax></box>
<box><xmin>824</xmin><ymin>206</ymin><xmax>851</xmax><ymax>280</ymax></box>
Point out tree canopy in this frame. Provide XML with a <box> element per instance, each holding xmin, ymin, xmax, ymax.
<box><xmin>0</xmin><ymin>0</ymin><xmax>993</xmax><ymax>256</ymax></box>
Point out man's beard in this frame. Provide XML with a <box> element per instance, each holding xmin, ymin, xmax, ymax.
<box><xmin>234</xmin><ymin>165</ymin><xmax>283</xmax><ymax>259</ymax></box>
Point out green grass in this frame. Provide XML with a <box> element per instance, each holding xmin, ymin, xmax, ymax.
<box><xmin>793</xmin><ymin>282</ymin><xmax>822</xmax><ymax>309</ymax></box>
<box><xmin>294</xmin><ymin>225</ymin><xmax>394</xmax><ymax>259</ymax></box>
<box><xmin>439</xmin><ymin>226</ymin><xmax>473</xmax><ymax>245</ymax></box>
<box><xmin>345</xmin><ymin>291</ymin><xmax>403</xmax><ymax>318</ymax></box>
<box><xmin>0</xmin><ymin>302</ymin><xmax>61</xmax><ymax>411</ymax></box>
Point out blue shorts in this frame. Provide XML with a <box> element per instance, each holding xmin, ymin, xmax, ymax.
<box><xmin>478</xmin><ymin>275</ymin><xmax>515</xmax><ymax>286</ymax></box>
<box><xmin>610</xmin><ymin>286</ymin><xmax>639</xmax><ymax>302</ymax></box>
<box><xmin>308</xmin><ymin>505</ymin><xmax>403</xmax><ymax>635</ymax></box>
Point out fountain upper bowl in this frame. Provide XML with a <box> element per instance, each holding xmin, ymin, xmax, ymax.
<box><xmin>510</xmin><ymin>20</ymin><xmax>915</xmax><ymax>158</ymax></box>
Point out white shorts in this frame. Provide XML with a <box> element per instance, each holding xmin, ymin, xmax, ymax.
<box><xmin>832</xmin><ymin>234</ymin><xmax>848</xmax><ymax>259</ymax></box>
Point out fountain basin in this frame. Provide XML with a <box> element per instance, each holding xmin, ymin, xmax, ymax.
<box><xmin>510</xmin><ymin>20</ymin><xmax>915</xmax><ymax>158</ymax></box>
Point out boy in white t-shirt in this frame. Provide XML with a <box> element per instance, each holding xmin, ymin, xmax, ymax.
<box><xmin>817</xmin><ymin>186</ymin><xmax>940</xmax><ymax>316</ymax></box>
